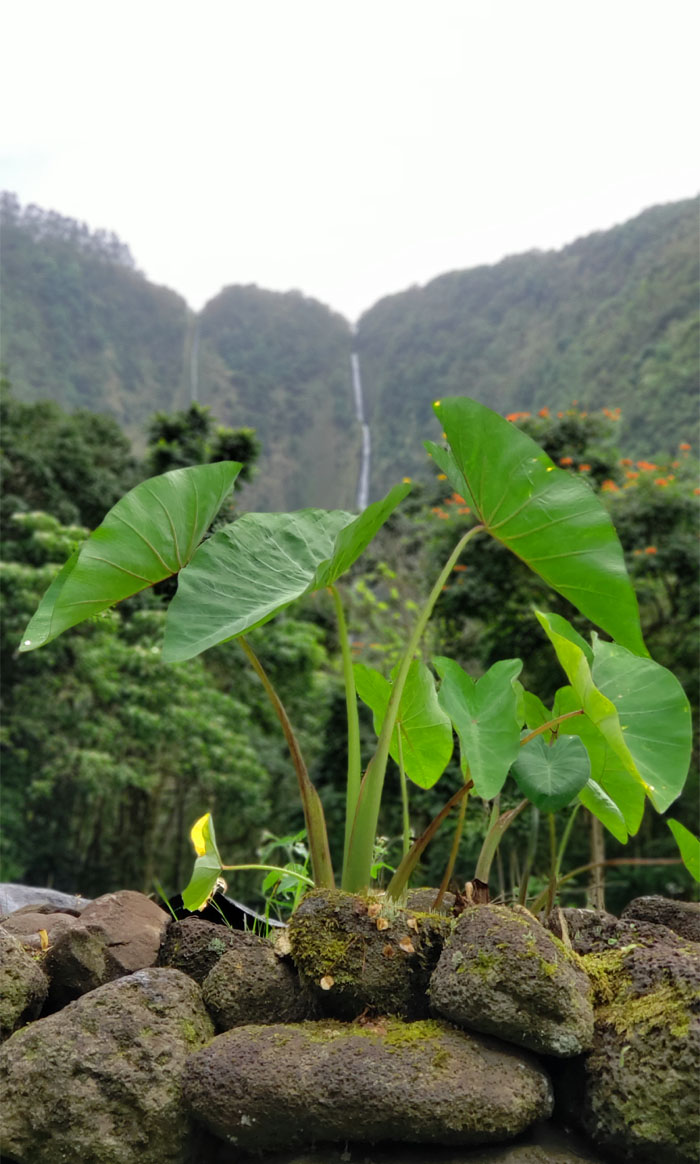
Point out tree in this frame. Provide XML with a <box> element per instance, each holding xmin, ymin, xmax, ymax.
<box><xmin>146</xmin><ymin>401</ymin><xmax>260</xmax><ymax>487</ymax></box>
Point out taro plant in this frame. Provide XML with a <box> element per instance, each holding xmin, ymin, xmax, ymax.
<box><xmin>19</xmin><ymin>398</ymin><xmax>697</xmax><ymax>909</ymax></box>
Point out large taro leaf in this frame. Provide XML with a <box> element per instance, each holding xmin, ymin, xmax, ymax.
<box><xmin>426</xmin><ymin>397</ymin><xmax>647</xmax><ymax>656</ymax></box>
<box><xmin>162</xmin><ymin>483</ymin><xmax>410</xmax><ymax>662</ymax></box>
<box><xmin>19</xmin><ymin>462</ymin><xmax>241</xmax><ymax>652</ymax></box>
<box><xmin>434</xmin><ymin>656</ymin><xmax>523</xmax><ymax>799</ymax></box>
<box><xmin>511</xmin><ymin>734</ymin><xmax>590</xmax><ymax>813</ymax></box>
<box><xmin>354</xmin><ymin>660</ymin><xmax>453</xmax><ymax>790</ymax></box>
<box><xmin>552</xmin><ymin>684</ymin><xmax>643</xmax><ymax>834</ymax></box>
<box><xmin>537</xmin><ymin>611</ymin><xmax>691</xmax><ymax>815</ymax></box>
<box><xmin>591</xmin><ymin>636</ymin><xmax>692</xmax><ymax>815</ymax></box>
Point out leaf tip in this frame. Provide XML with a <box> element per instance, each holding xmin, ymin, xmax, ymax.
<box><xmin>190</xmin><ymin>813</ymin><xmax>211</xmax><ymax>857</ymax></box>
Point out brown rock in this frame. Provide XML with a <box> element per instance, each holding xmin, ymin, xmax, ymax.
<box><xmin>45</xmin><ymin>890</ymin><xmax>170</xmax><ymax>1006</ymax></box>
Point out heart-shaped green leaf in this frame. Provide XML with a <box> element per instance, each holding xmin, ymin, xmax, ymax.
<box><xmin>578</xmin><ymin>779</ymin><xmax>628</xmax><ymax>844</ymax></box>
<box><xmin>552</xmin><ymin>685</ymin><xmax>643</xmax><ymax>833</ymax></box>
<box><xmin>667</xmin><ymin>819</ymin><xmax>700</xmax><ymax>882</ymax></box>
<box><xmin>181</xmin><ymin>813</ymin><xmax>224</xmax><ymax>911</ymax></box>
<box><xmin>434</xmin><ymin>657</ymin><xmax>523</xmax><ymax>799</ymax></box>
<box><xmin>19</xmin><ymin>462</ymin><xmax>241</xmax><ymax>652</ymax></box>
<box><xmin>538</xmin><ymin>611</ymin><xmax>692</xmax><ymax>817</ymax></box>
<box><xmin>426</xmin><ymin>397</ymin><xmax>647</xmax><ymax>656</ymax></box>
<box><xmin>354</xmin><ymin>660</ymin><xmax>453</xmax><ymax>790</ymax></box>
<box><xmin>591</xmin><ymin>636</ymin><xmax>692</xmax><ymax>815</ymax></box>
<box><xmin>163</xmin><ymin>483</ymin><xmax>410</xmax><ymax>662</ymax></box>
<box><xmin>512</xmin><ymin>734</ymin><xmax>591</xmax><ymax>813</ymax></box>
<box><xmin>535</xmin><ymin>610</ymin><xmax>639</xmax><ymax>782</ymax></box>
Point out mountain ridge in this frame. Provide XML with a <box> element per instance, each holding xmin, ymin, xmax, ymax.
<box><xmin>2</xmin><ymin>191</ymin><xmax>697</xmax><ymax>509</ymax></box>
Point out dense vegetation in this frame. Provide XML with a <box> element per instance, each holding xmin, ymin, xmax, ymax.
<box><xmin>0</xmin><ymin>193</ymin><xmax>191</xmax><ymax>435</ymax></box>
<box><xmin>2</xmin><ymin>384</ymin><xmax>696</xmax><ymax>912</ymax></box>
<box><xmin>357</xmin><ymin>197</ymin><xmax>699</xmax><ymax>494</ymax></box>
<box><xmin>198</xmin><ymin>286</ymin><xmax>357</xmax><ymax>509</ymax></box>
<box><xmin>2</xmin><ymin>191</ymin><xmax>697</xmax><ymax>512</ymax></box>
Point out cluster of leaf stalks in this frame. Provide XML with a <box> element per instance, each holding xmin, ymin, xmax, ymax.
<box><xmin>19</xmin><ymin>398</ymin><xmax>698</xmax><ymax>911</ymax></box>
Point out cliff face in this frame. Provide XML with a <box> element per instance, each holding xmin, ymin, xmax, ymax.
<box><xmin>3</xmin><ymin>191</ymin><xmax>697</xmax><ymax>509</ymax></box>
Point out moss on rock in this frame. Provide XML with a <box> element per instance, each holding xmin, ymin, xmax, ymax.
<box><xmin>288</xmin><ymin>889</ymin><xmax>451</xmax><ymax>1019</ymax></box>
<box><xmin>430</xmin><ymin>905</ymin><xmax>594</xmax><ymax>1057</ymax></box>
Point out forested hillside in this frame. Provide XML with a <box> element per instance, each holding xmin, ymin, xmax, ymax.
<box><xmin>0</xmin><ymin>193</ymin><xmax>191</xmax><ymax>432</ymax></box>
<box><xmin>1</xmin><ymin>194</ymin><xmax>359</xmax><ymax>511</ymax></box>
<box><xmin>2</xmin><ymin>191</ymin><xmax>697</xmax><ymax>511</ymax></box>
<box><xmin>197</xmin><ymin>286</ymin><xmax>357</xmax><ymax>510</ymax></box>
<box><xmin>356</xmin><ymin>197</ymin><xmax>699</xmax><ymax>495</ymax></box>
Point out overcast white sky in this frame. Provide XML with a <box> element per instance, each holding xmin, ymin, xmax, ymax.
<box><xmin>2</xmin><ymin>0</ymin><xmax>698</xmax><ymax>321</ymax></box>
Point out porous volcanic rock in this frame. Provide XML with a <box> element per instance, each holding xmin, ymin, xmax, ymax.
<box><xmin>183</xmin><ymin>1017</ymin><xmax>553</xmax><ymax>1150</ymax></box>
<box><xmin>288</xmin><ymin>888</ymin><xmax>450</xmax><ymax>1018</ymax></box>
<box><xmin>202</xmin><ymin>935</ymin><xmax>309</xmax><ymax>1029</ymax></box>
<box><xmin>430</xmin><ymin>904</ymin><xmax>594</xmax><ymax>1057</ymax></box>
<box><xmin>545</xmin><ymin>905</ymin><xmax>689</xmax><ymax>955</ymax></box>
<box><xmin>558</xmin><ymin>936</ymin><xmax>700</xmax><ymax>1163</ymax></box>
<box><xmin>45</xmin><ymin>889</ymin><xmax>170</xmax><ymax>1006</ymax></box>
<box><xmin>621</xmin><ymin>894</ymin><xmax>700</xmax><ymax>943</ymax></box>
<box><xmin>158</xmin><ymin>916</ymin><xmax>243</xmax><ymax>983</ymax></box>
<box><xmin>0</xmin><ymin>928</ymin><xmax>48</xmax><ymax>1041</ymax></box>
<box><xmin>0</xmin><ymin>967</ymin><xmax>215</xmax><ymax>1164</ymax></box>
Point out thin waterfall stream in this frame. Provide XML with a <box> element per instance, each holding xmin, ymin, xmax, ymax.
<box><xmin>351</xmin><ymin>347</ymin><xmax>371</xmax><ymax>510</ymax></box>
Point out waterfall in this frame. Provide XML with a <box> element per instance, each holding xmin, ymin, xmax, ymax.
<box><xmin>351</xmin><ymin>348</ymin><xmax>371</xmax><ymax>510</ymax></box>
<box><xmin>190</xmin><ymin>317</ymin><xmax>200</xmax><ymax>404</ymax></box>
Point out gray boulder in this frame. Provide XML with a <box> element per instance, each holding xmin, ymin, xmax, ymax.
<box><xmin>158</xmin><ymin>915</ymin><xmax>242</xmax><ymax>983</ymax></box>
<box><xmin>430</xmin><ymin>904</ymin><xmax>594</xmax><ymax>1057</ymax></box>
<box><xmin>558</xmin><ymin>936</ymin><xmax>700</xmax><ymax>1163</ymax></box>
<box><xmin>184</xmin><ymin>1017</ymin><xmax>553</xmax><ymax>1151</ymax></box>
<box><xmin>202</xmin><ymin>934</ymin><xmax>309</xmax><ymax>1029</ymax></box>
<box><xmin>0</xmin><ymin>882</ymin><xmax>90</xmax><ymax>915</ymax></box>
<box><xmin>0</xmin><ymin>967</ymin><xmax>215</xmax><ymax>1164</ymax></box>
<box><xmin>0</xmin><ymin>928</ymin><xmax>49</xmax><ymax>1041</ymax></box>
<box><xmin>621</xmin><ymin>894</ymin><xmax>700</xmax><ymax>943</ymax></box>
<box><xmin>45</xmin><ymin>889</ymin><xmax>170</xmax><ymax>1006</ymax></box>
<box><xmin>546</xmin><ymin>905</ymin><xmax>689</xmax><ymax>954</ymax></box>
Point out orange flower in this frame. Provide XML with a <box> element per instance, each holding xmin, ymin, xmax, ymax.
<box><xmin>694</xmin><ymin>488</ymin><xmax>700</xmax><ymax>496</ymax></box>
<box><xmin>636</xmin><ymin>461</ymin><xmax>658</xmax><ymax>472</ymax></box>
<box><xmin>579</xmin><ymin>463</ymin><xmax>591</xmax><ymax>472</ymax></box>
<box><xmin>679</xmin><ymin>442</ymin><xmax>691</xmax><ymax>451</ymax></box>
<box><xmin>453</xmin><ymin>564</ymin><xmax>467</xmax><ymax>572</ymax></box>
<box><xmin>538</xmin><ymin>407</ymin><xmax>550</xmax><ymax>418</ymax></box>
<box><xmin>654</xmin><ymin>478</ymin><xmax>668</xmax><ymax>487</ymax></box>
<box><xmin>557</xmin><ymin>411</ymin><xmax>564</xmax><ymax>418</ymax></box>
<box><xmin>644</xmin><ymin>546</ymin><xmax>658</xmax><ymax>555</ymax></box>
<box><xmin>671</xmin><ymin>460</ymin><xmax>680</xmax><ymax>468</ymax></box>
<box><xmin>601</xmin><ymin>480</ymin><xmax>620</xmax><ymax>492</ymax></box>
<box><xmin>506</xmin><ymin>411</ymin><xmax>531</xmax><ymax>422</ymax></box>
<box><xmin>625</xmin><ymin>471</ymin><xmax>639</xmax><ymax>479</ymax></box>
<box><xmin>451</xmin><ymin>492</ymin><xmax>466</xmax><ymax>504</ymax></box>
<box><xmin>457</xmin><ymin>507</ymin><xmax>471</xmax><ymax>515</ymax></box>
<box><xmin>620</xmin><ymin>458</ymin><xmax>633</xmax><ymax>467</ymax></box>
<box><xmin>560</xmin><ymin>456</ymin><xmax>573</xmax><ymax>466</ymax></box>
